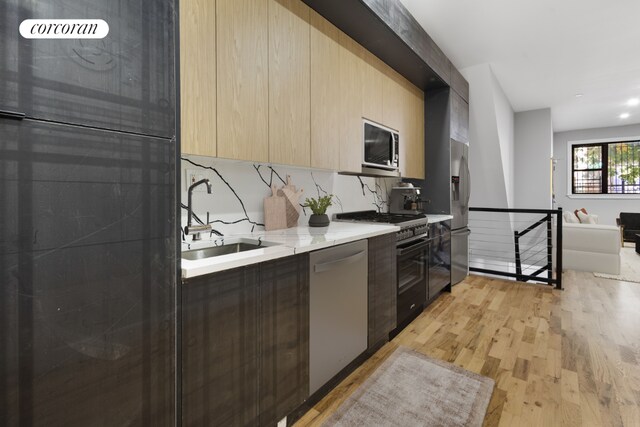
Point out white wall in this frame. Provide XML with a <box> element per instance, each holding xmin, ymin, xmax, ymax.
<box><xmin>554</xmin><ymin>123</ymin><xmax>640</xmax><ymax>225</ymax></box>
<box><xmin>514</xmin><ymin>108</ymin><xmax>553</xmax><ymax>209</ymax></box>
<box><xmin>461</xmin><ymin>64</ymin><xmax>517</xmax><ymax>266</ymax></box>
<box><xmin>494</xmin><ymin>74</ymin><xmax>515</xmax><ymax>208</ymax></box>
<box><xmin>461</xmin><ymin>63</ymin><xmax>515</xmax><ymax>209</ymax></box>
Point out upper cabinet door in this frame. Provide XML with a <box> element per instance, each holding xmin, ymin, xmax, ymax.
<box><xmin>0</xmin><ymin>0</ymin><xmax>175</xmax><ymax>137</ymax></box>
<box><xmin>338</xmin><ymin>32</ymin><xmax>364</xmax><ymax>173</ymax></box>
<box><xmin>180</xmin><ymin>0</ymin><xmax>216</xmax><ymax>156</ymax></box>
<box><xmin>381</xmin><ymin>65</ymin><xmax>424</xmax><ymax>179</ymax></box>
<box><xmin>310</xmin><ymin>11</ymin><xmax>341</xmax><ymax>170</ymax></box>
<box><xmin>268</xmin><ymin>0</ymin><xmax>311</xmax><ymax>167</ymax></box>
<box><xmin>361</xmin><ymin>51</ymin><xmax>384</xmax><ymax>125</ymax></box>
<box><xmin>403</xmin><ymin>83</ymin><xmax>425</xmax><ymax>179</ymax></box>
<box><xmin>216</xmin><ymin>0</ymin><xmax>269</xmax><ymax>162</ymax></box>
<box><xmin>450</xmin><ymin>91</ymin><xmax>469</xmax><ymax>144</ymax></box>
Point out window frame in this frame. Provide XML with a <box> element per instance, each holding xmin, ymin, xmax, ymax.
<box><xmin>571</xmin><ymin>142</ymin><xmax>607</xmax><ymax>194</ymax></box>
<box><xmin>566</xmin><ymin>136</ymin><xmax>640</xmax><ymax>199</ymax></box>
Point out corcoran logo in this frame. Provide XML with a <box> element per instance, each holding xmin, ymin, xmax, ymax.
<box><xmin>19</xmin><ymin>19</ymin><xmax>109</xmax><ymax>39</ymax></box>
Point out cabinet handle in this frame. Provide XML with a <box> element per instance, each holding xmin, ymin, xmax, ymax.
<box><xmin>0</xmin><ymin>109</ymin><xmax>26</xmax><ymax>120</ymax></box>
<box><xmin>314</xmin><ymin>251</ymin><xmax>365</xmax><ymax>273</ymax></box>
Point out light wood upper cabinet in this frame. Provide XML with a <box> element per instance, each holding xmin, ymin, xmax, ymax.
<box><xmin>182</xmin><ymin>0</ymin><xmax>424</xmax><ymax>176</ymax></box>
<box><xmin>268</xmin><ymin>0</ymin><xmax>311</xmax><ymax>167</ymax></box>
<box><xmin>382</xmin><ymin>65</ymin><xmax>425</xmax><ymax>179</ymax></box>
<box><xmin>216</xmin><ymin>0</ymin><xmax>269</xmax><ymax>162</ymax></box>
<box><xmin>381</xmin><ymin>66</ymin><xmax>404</xmax><ymax>138</ymax></box>
<box><xmin>403</xmin><ymin>83</ymin><xmax>425</xmax><ymax>179</ymax></box>
<box><xmin>310</xmin><ymin>11</ymin><xmax>341</xmax><ymax>170</ymax></box>
<box><xmin>361</xmin><ymin>50</ymin><xmax>385</xmax><ymax>125</ymax></box>
<box><xmin>180</xmin><ymin>0</ymin><xmax>216</xmax><ymax>157</ymax></box>
<box><xmin>338</xmin><ymin>32</ymin><xmax>364</xmax><ymax>173</ymax></box>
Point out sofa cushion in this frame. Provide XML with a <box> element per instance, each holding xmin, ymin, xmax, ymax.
<box><xmin>561</xmin><ymin>223</ymin><xmax>621</xmax><ymax>254</ymax></box>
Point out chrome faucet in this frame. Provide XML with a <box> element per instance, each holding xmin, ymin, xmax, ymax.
<box><xmin>184</xmin><ymin>178</ymin><xmax>212</xmax><ymax>241</ymax></box>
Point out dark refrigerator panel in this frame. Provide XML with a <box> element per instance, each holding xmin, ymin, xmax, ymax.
<box><xmin>0</xmin><ymin>118</ymin><xmax>176</xmax><ymax>425</ymax></box>
<box><xmin>428</xmin><ymin>221</ymin><xmax>451</xmax><ymax>299</ymax></box>
<box><xmin>451</xmin><ymin>228</ymin><xmax>470</xmax><ymax>285</ymax></box>
<box><xmin>0</xmin><ymin>0</ymin><xmax>175</xmax><ymax>137</ymax></box>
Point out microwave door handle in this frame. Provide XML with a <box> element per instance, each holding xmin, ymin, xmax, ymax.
<box><xmin>394</xmin><ymin>133</ymin><xmax>399</xmax><ymax>167</ymax></box>
<box><xmin>392</xmin><ymin>133</ymin><xmax>395</xmax><ymax>166</ymax></box>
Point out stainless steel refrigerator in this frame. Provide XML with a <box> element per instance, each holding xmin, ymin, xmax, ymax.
<box><xmin>450</xmin><ymin>140</ymin><xmax>470</xmax><ymax>285</ymax></box>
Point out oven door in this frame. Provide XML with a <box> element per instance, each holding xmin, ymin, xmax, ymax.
<box><xmin>396</xmin><ymin>237</ymin><xmax>428</xmax><ymax>324</ymax></box>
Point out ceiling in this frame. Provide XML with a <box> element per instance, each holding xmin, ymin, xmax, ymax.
<box><xmin>399</xmin><ymin>0</ymin><xmax>640</xmax><ymax>132</ymax></box>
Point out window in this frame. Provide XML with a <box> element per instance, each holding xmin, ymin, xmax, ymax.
<box><xmin>572</xmin><ymin>140</ymin><xmax>640</xmax><ymax>194</ymax></box>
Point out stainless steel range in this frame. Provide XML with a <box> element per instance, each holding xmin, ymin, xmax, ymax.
<box><xmin>334</xmin><ymin>210</ymin><xmax>429</xmax><ymax>330</ymax></box>
<box><xmin>334</xmin><ymin>210</ymin><xmax>428</xmax><ymax>244</ymax></box>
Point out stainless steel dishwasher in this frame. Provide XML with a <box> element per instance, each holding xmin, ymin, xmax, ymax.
<box><xmin>309</xmin><ymin>239</ymin><xmax>368</xmax><ymax>394</ymax></box>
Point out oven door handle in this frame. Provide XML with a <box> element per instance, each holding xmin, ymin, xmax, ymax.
<box><xmin>397</xmin><ymin>239</ymin><xmax>429</xmax><ymax>256</ymax></box>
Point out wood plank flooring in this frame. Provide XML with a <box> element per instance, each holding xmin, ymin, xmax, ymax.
<box><xmin>294</xmin><ymin>270</ymin><xmax>640</xmax><ymax>426</ymax></box>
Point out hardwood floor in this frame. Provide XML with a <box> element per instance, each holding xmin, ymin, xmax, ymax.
<box><xmin>294</xmin><ymin>271</ymin><xmax>640</xmax><ymax>426</ymax></box>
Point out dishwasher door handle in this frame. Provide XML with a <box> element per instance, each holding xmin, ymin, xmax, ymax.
<box><xmin>313</xmin><ymin>250</ymin><xmax>366</xmax><ymax>273</ymax></box>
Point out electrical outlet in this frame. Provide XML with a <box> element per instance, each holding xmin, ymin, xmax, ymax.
<box><xmin>185</xmin><ymin>169</ymin><xmax>206</xmax><ymax>192</ymax></box>
<box><xmin>277</xmin><ymin>417</ymin><xmax>287</xmax><ymax>427</ymax></box>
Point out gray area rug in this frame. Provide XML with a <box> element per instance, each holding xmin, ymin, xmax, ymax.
<box><xmin>322</xmin><ymin>346</ymin><xmax>494</xmax><ymax>427</ymax></box>
<box><xmin>594</xmin><ymin>245</ymin><xmax>640</xmax><ymax>283</ymax></box>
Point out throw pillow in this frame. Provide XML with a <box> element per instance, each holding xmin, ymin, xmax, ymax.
<box><xmin>576</xmin><ymin>210</ymin><xmax>597</xmax><ymax>224</ymax></box>
<box><xmin>574</xmin><ymin>208</ymin><xmax>588</xmax><ymax>222</ymax></box>
<box><xmin>564</xmin><ymin>211</ymin><xmax>580</xmax><ymax>223</ymax></box>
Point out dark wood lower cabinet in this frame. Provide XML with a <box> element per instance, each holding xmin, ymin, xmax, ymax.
<box><xmin>182</xmin><ymin>254</ymin><xmax>309</xmax><ymax>427</ymax></box>
<box><xmin>259</xmin><ymin>256</ymin><xmax>310</xmax><ymax>426</ymax></box>
<box><xmin>182</xmin><ymin>266</ymin><xmax>260</xmax><ymax>427</ymax></box>
<box><xmin>367</xmin><ymin>234</ymin><xmax>397</xmax><ymax>348</ymax></box>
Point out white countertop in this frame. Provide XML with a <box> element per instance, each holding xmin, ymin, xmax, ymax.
<box><xmin>427</xmin><ymin>214</ymin><xmax>454</xmax><ymax>223</ymax></box>
<box><xmin>181</xmin><ymin>222</ymin><xmax>399</xmax><ymax>279</ymax></box>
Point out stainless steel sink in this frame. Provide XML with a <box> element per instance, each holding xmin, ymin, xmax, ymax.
<box><xmin>182</xmin><ymin>240</ymin><xmax>279</xmax><ymax>261</ymax></box>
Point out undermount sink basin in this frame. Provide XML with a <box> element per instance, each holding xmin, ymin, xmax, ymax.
<box><xmin>182</xmin><ymin>240</ymin><xmax>280</xmax><ymax>261</ymax></box>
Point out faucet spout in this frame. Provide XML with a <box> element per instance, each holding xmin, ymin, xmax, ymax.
<box><xmin>185</xmin><ymin>178</ymin><xmax>213</xmax><ymax>240</ymax></box>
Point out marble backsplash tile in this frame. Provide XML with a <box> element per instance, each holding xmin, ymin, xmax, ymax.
<box><xmin>181</xmin><ymin>155</ymin><xmax>396</xmax><ymax>238</ymax></box>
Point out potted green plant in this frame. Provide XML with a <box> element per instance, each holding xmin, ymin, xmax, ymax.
<box><xmin>304</xmin><ymin>195</ymin><xmax>333</xmax><ymax>227</ymax></box>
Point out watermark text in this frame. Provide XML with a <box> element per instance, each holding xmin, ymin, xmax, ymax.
<box><xmin>20</xmin><ymin>19</ymin><xmax>109</xmax><ymax>39</ymax></box>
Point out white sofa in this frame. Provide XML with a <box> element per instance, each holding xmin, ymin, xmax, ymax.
<box><xmin>554</xmin><ymin>222</ymin><xmax>621</xmax><ymax>275</ymax></box>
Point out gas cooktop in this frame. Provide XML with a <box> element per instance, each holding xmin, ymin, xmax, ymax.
<box><xmin>334</xmin><ymin>210</ymin><xmax>429</xmax><ymax>243</ymax></box>
<box><xmin>334</xmin><ymin>210</ymin><xmax>426</xmax><ymax>225</ymax></box>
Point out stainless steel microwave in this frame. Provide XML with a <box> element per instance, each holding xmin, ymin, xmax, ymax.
<box><xmin>362</xmin><ymin>119</ymin><xmax>399</xmax><ymax>172</ymax></box>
